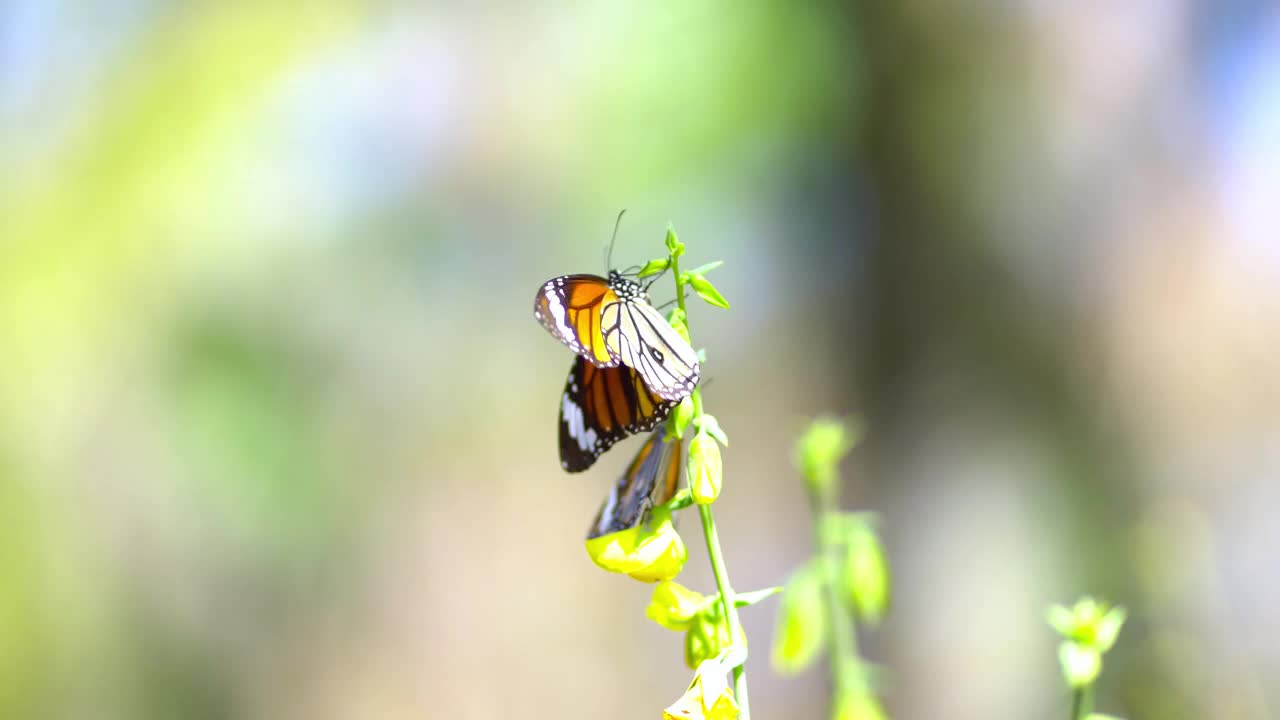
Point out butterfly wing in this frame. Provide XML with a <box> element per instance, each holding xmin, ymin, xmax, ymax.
<box><xmin>559</xmin><ymin>355</ymin><xmax>677</xmax><ymax>472</ymax></box>
<box><xmin>534</xmin><ymin>274</ymin><xmax>622</xmax><ymax>367</ymax></box>
<box><xmin>588</xmin><ymin>426</ymin><xmax>682</xmax><ymax>539</ymax></box>
<box><xmin>601</xmin><ymin>298</ymin><xmax>701</xmax><ymax>402</ymax></box>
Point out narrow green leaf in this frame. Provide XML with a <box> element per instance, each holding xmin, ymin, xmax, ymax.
<box><xmin>734</xmin><ymin>587</ymin><xmax>783</xmax><ymax>608</ymax></box>
<box><xmin>688</xmin><ymin>274</ymin><xmax>730</xmax><ymax>309</ymax></box>
<box><xmin>686</xmin><ymin>260</ymin><xmax>725</xmax><ymax>277</ymax></box>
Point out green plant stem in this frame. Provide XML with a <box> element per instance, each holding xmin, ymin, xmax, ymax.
<box><xmin>1071</xmin><ymin>685</ymin><xmax>1091</xmax><ymax>720</ymax></box>
<box><xmin>670</xmin><ymin>250</ymin><xmax>750</xmax><ymax>719</ymax></box>
<box><xmin>810</xmin><ymin>489</ymin><xmax>864</xmax><ymax>702</ymax></box>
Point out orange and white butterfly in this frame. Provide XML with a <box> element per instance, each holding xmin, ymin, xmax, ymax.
<box><xmin>534</xmin><ymin>270</ymin><xmax>700</xmax><ymax>402</ymax></box>
<box><xmin>587</xmin><ymin>425</ymin><xmax>681</xmax><ymax>539</ymax></box>
<box><xmin>558</xmin><ymin>355</ymin><xmax>677</xmax><ymax>472</ymax></box>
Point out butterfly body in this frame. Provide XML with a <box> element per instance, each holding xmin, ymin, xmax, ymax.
<box><xmin>536</xmin><ymin>268</ymin><xmax>700</xmax><ymax>471</ymax></box>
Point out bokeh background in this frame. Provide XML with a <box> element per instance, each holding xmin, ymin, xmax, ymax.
<box><xmin>3</xmin><ymin>2</ymin><xmax>1279</xmax><ymax>719</ymax></box>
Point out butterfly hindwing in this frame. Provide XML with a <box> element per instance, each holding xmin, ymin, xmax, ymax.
<box><xmin>559</xmin><ymin>355</ymin><xmax>677</xmax><ymax>472</ymax></box>
<box><xmin>534</xmin><ymin>274</ymin><xmax>622</xmax><ymax>368</ymax></box>
<box><xmin>588</xmin><ymin>426</ymin><xmax>682</xmax><ymax>539</ymax></box>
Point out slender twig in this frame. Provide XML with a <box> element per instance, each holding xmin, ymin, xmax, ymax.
<box><xmin>671</xmin><ymin>250</ymin><xmax>751</xmax><ymax>719</ymax></box>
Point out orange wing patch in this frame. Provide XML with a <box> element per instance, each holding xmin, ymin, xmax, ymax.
<box><xmin>558</xmin><ymin>356</ymin><xmax>678</xmax><ymax>472</ymax></box>
<box><xmin>534</xmin><ymin>274</ymin><xmax>620</xmax><ymax>367</ymax></box>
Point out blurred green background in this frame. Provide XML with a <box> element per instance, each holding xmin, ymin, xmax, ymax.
<box><xmin>3</xmin><ymin>2</ymin><xmax>1279</xmax><ymax>718</ymax></box>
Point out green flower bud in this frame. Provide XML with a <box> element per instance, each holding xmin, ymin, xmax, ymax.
<box><xmin>795</xmin><ymin>417</ymin><xmax>859</xmax><ymax>500</ymax></box>
<box><xmin>688</xmin><ymin>274</ymin><xmax>731</xmax><ymax>310</ymax></box>
<box><xmin>671</xmin><ymin>396</ymin><xmax>695</xmax><ymax>439</ymax></box>
<box><xmin>667</xmin><ymin>308</ymin><xmax>692</xmax><ymax>344</ymax></box>
<box><xmin>648</xmin><ymin>581</ymin><xmax>707</xmax><ymax>631</ymax></box>
<box><xmin>638</xmin><ymin>257</ymin><xmax>671</xmax><ymax>277</ymax></box>
<box><xmin>685</xmin><ymin>615</ymin><xmax>719</xmax><ymax>669</ymax></box>
<box><xmin>842</xmin><ymin>518</ymin><xmax>890</xmax><ymax>626</ymax></box>
<box><xmin>771</xmin><ymin>560</ymin><xmax>828</xmax><ymax>674</ymax></box>
<box><xmin>1046</xmin><ymin>597</ymin><xmax>1126</xmax><ymax>652</ymax></box>
<box><xmin>688</xmin><ymin>431</ymin><xmax>723</xmax><ymax>505</ymax></box>
<box><xmin>665</xmin><ymin>226</ymin><xmax>685</xmax><ymax>258</ymax></box>
<box><xmin>1059</xmin><ymin>641</ymin><xmax>1102</xmax><ymax>688</ymax></box>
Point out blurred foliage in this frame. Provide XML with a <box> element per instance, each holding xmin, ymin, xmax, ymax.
<box><xmin>0</xmin><ymin>1</ymin><xmax>1273</xmax><ymax>719</ymax></box>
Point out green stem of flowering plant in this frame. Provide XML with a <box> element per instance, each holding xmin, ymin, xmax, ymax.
<box><xmin>1071</xmin><ymin>685</ymin><xmax>1090</xmax><ymax>720</ymax></box>
<box><xmin>809</xmin><ymin>488</ymin><xmax>864</xmax><ymax>700</ymax></box>
<box><xmin>669</xmin><ymin>250</ymin><xmax>751</xmax><ymax>719</ymax></box>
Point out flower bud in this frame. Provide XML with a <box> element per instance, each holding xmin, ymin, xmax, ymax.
<box><xmin>795</xmin><ymin>417</ymin><xmax>858</xmax><ymax>500</ymax></box>
<box><xmin>842</xmin><ymin>519</ymin><xmax>890</xmax><ymax>626</ymax></box>
<box><xmin>647</xmin><ymin>581</ymin><xmax>707</xmax><ymax>631</ymax></box>
<box><xmin>771</xmin><ymin>560</ymin><xmax>828</xmax><ymax>674</ymax></box>
<box><xmin>688</xmin><ymin>431</ymin><xmax>723</xmax><ymax>505</ymax></box>
<box><xmin>671</xmin><ymin>396</ymin><xmax>695</xmax><ymax>439</ymax></box>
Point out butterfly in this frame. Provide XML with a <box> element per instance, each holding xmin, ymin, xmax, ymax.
<box><xmin>588</xmin><ymin>425</ymin><xmax>681</xmax><ymax>539</ymax></box>
<box><xmin>559</xmin><ymin>354</ymin><xmax>677</xmax><ymax>472</ymax></box>
<box><xmin>534</xmin><ymin>270</ymin><xmax>700</xmax><ymax>402</ymax></box>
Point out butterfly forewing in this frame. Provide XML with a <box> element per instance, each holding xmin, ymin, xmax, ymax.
<box><xmin>588</xmin><ymin>426</ymin><xmax>682</xmax><ymax>539</ymax></box>
<box><xmin>559</xmin><ymin>355</ymin><xmax>677</xmax><ymax>472</ymax></box>
<box><xmin>601</xmin><ymin>291</ymin><xmax>701</xmax><ymax>402</ymax></box>
<box><xmin>534</xmin><ymin>274</ymin><xmax>622</xmax><ymax>367</ymax></box>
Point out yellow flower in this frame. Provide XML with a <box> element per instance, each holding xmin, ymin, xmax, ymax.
<box><xmin>663</xmin><ymin>653</ymin><xmax>741</xmax><ymax>720</ymax></box>
<box><xmin>647</xmin><ymin>581</ymin><xmax>707</xmax><ymax>631</ymax></box>
<box><xmin>584</xmin><ymin>507</ymin><xmax>687</xmax><ymax>582</ymax></box>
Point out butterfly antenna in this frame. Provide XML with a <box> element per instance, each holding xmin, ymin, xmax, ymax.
<box><xmin>606</xmin><ymin>209</ymin><xmax>627</xmax><ymax>270</ymax></box>
<box><xmin>642</xmin><ymin>265</ymin><xmax>671</xmax><ymax>291</ymax></box>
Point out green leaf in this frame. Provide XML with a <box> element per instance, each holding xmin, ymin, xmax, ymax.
<box><xmin>665</xmin><ymin>226</ymin><xmax>685</xmax><ymax>258</ymax></box>
<box><xmin>638</xmin><ymin>257</ymin><xmax>670</xmax><ymax>277</ymax></box>
<box><xmin>1059</xmin><ymin>641</ymin><xmax>1101</xmax><ymax>687</ymax></box>
<box><xmin>693</xmin><ymin>414</ymin><xmax>729</xmax><ymax>447</ymax></box>
<box><xmin>771</xmin><ymin>560</ymin><xmax>827</xmax><ymax>674</ymax></box>
<box><xmin>734</xmin><ymin>586</ymin><xmax>783</xmax><ymax>608</ymax></box>
<box><xmin>686</xmin><ymin>260</ymin><xmax>725</xmax><ymax>277</ymax></box>
<box><xmin>688</xmin><ymin>274</ymin><xmax>730</xmax><ymax>309</ymax></box>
